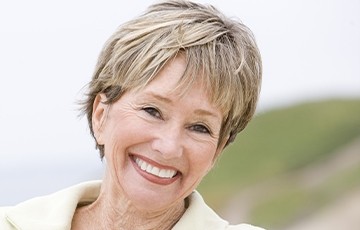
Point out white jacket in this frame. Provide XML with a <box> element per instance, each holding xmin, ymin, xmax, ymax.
<box><xmin>0</xmin><ymin>181</ymin><xmax>264</xmax><ymax>230</ymax></box>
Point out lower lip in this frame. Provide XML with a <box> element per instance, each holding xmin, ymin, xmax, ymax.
<box><xmin>130</xmin><ymin>156</ymin><xmax>180</xmax><ymax>186</ymax></box>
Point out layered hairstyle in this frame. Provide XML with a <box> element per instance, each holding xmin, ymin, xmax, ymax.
<box><xmin>80</xmin><ymin>0</ymin><xmax>262</xmax><ymax>158</ymax></box>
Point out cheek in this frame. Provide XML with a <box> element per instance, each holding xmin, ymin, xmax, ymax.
<box><xmin>188</xmin><ymin>144</ymin><xmax>217</xmax><ymax>176</ymax></box>
<box><xmin>103</xmin><ymin>115</ymin><xmax>154</xmax><ymax>157</ymax></box>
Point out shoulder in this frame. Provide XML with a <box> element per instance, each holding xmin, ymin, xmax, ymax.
<box><xmin>173</xmin><ymin>191</ymin><xmax>265</xmax><ymax>230</ymax></box>
<box><xmin>0</xmin><ymin>180</ymin><xmax>101</xmax><ymax>230</ymax></box>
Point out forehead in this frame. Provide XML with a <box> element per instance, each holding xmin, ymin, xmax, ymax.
<box><xmin>144</xmin><ymin>57</ymin><xmax>206</xmax><ymax>100</ymax></box>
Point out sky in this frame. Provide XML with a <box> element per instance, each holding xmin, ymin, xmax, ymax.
<box><xmin>0</xmin><ymin>0</ymin><xmax>359</xmax><ymax>205</ymax></box>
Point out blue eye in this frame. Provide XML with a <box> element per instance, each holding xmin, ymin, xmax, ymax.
<box><xmin>190</xmin><ymin>124</ymin><xmax>211</xmax><ymax>134</ymax></box>
<box><xmin>142</xmin><ymin>107</ymin><xmax>162</xmax><ymax>119</ymax></box>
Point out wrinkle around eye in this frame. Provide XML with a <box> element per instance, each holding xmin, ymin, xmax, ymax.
<box><xmin>191</xmin><ymin>134</ymin><xmax>219</xmax><ymax>148</ymax></box>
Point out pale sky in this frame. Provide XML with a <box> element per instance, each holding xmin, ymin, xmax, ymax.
<box><xmin>0</xmin><ymin>0</ymin><xmax>359</xmax><ymax>205</ymax></box>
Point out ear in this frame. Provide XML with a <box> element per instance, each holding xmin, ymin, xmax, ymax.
<box><xmin>92</xmin><ymin>93</ymin><xmax>108</xmax><ymax>145</ymax></box>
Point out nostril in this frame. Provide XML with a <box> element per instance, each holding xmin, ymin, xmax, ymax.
<box><xmin>151</xmin><ymin>136</ymin><xmax>183</xmax><ymax>159</ymax></box>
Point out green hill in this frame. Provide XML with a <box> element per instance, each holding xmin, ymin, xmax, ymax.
<box><xmin>198</xmin><ymin>98</ymin><xmax>360</xmax><ymax>229</ymax></box>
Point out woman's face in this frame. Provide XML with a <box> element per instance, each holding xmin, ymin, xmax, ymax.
<box><xmin>93</xmin><ymin>57</ymin><xmax>224</xmax><ymax>211</ymax></box>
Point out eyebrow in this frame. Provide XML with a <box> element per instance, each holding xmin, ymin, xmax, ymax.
<box><xmin>193</xmin><ymin>109</ymin><xmax>221</xmax><ymax>120</ymax></box>
<box><xmin>146</xmin><ymin>92</ymin><xmax>172</xmax><ymax>104</ymax></box>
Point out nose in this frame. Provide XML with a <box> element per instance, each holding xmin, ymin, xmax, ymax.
<box><xmin>151</xmin><ymin>124</ymin><xmax>184</xmax><ymax>159</ymax></box>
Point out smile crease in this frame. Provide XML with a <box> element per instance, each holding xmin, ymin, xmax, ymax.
<box><xmin>134</xmin><ymin>157</ymin><xmax>177</xmax><ymax>179</ymax></box>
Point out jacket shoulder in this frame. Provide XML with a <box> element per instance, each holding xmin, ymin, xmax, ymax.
<box><xmin>173</xmin><ymin>191</ymin><xmax>265</xmax><ymax>230</ymax></box>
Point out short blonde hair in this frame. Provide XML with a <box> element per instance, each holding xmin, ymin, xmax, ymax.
<box><xmin>81</xmin><ymin>0</ymin><xmax>262</xmax><ymax>158</ymax></box>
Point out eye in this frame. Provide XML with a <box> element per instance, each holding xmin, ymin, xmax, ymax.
<box><xmin>189</xmin><ymin>124</ymin><xmax>211</xmax><ymax>134</ymax></box>
<box><xmin>142</xmin><ymin>106</ymin><xmax>163</xmax><ymax>119</ymax></box>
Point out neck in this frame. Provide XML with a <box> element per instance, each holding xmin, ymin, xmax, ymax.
<box><xmin>71</xmin><ymin>174</ymin><xmax>185</xmax><ymax>230</ymax></box>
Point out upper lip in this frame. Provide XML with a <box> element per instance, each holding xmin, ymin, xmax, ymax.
<box><xmin>130</xmin><ymin>154</ymin><xmax>181</xmax><ymax>174</ymax></box>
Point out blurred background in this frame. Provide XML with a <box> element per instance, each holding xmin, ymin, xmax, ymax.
<box><xmin>0</xmin><ymin>0</ymin><xmax>359</xmax><ymax>229</ymax></box>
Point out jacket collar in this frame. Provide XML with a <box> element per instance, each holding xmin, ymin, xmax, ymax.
<box><xmin>5</xmin><ymin>180</ymin><xmax>228</xmax><ymax>230</ymax></box>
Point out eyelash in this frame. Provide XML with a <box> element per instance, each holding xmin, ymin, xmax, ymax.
<box><xmin>142</xmin><ymin>106</ymin><xmax>163</xmax><ymax>119</ymax></box>
<box><xmin>141</xmin><ymin>106</ymin><xmax>212</xmax><ymax>135</ymax></box>
<box><xmin>189</xmin><ymin>124</ymin><xmax>211</xmax><ymax>135</ymax></box>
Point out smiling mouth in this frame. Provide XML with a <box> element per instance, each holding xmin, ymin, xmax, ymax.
<box><xmin>132</xmin><ymin>156</ymin><xmax>178</xmax><ymax>179</ymax></box>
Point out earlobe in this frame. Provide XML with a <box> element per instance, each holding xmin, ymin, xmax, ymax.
<box><xmin>92</xmin><ymin>93</ymin><xmax>108</xmax><ymax>145</ymax></box>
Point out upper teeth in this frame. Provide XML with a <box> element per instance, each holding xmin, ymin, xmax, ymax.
<box><xmin>135</xmin><ymin>157</ymin><xmax>177</xmax><ymax>179</ymax></box>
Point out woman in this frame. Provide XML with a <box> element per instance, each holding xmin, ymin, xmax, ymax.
<box><xmin>0</xmin><ymin>0</ymin><xmax>263</xmax><ymax>229</ymax></box>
